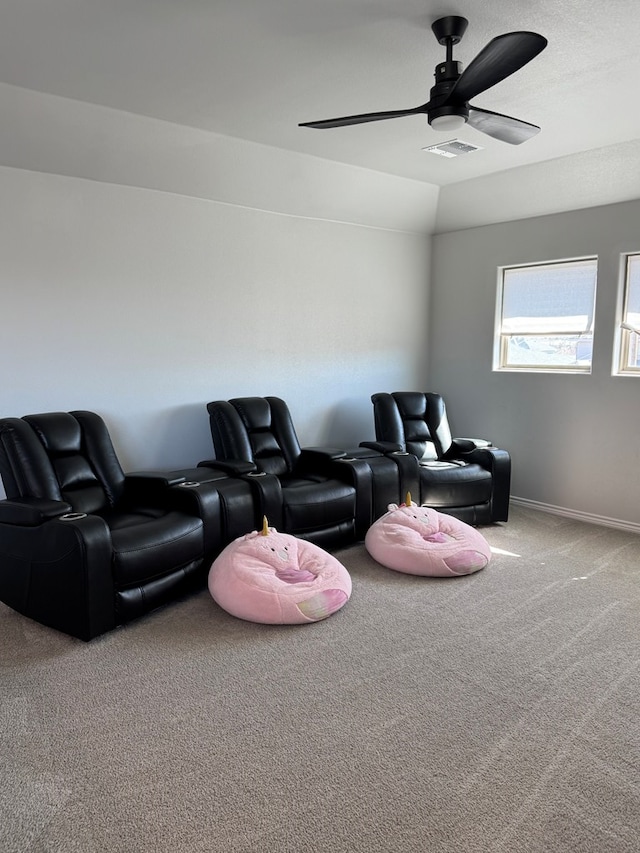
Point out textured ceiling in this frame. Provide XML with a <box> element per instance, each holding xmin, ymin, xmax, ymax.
<box><xmin>2</xmin><ymin>0</ymin><xmax>640</xmax><ymax>188</ymax></box>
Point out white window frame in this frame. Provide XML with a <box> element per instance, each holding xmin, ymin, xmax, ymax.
<box><xmin>613</xmin><ymin>252</ymin><xmax>640</xmax><ymax>376</ymax></box>
<box><xmin>493</xmin><ymin>257</ymin><xmax>598</xmax><ymax>374</ymax></box>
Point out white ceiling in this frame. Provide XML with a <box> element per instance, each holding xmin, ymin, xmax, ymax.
<box><xmin>2</xmin><ymin>0</ymin><xmax>640</xmax><ymax>193</ymax></box>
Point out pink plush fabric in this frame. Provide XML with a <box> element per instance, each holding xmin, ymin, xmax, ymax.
<box><xmin>208</xmin><ymin>526</ymin><xmax>352</xmax><ymax>624</ymax></box>
<box><xmin>365</xmin><ymin>501</ymin><xmax>491</xmax><ymax>577</ymax></box>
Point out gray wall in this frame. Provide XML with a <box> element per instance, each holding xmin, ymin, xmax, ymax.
<box><xmin>430</xmin><ymin>199</ymin><xmax>640</xmax><ymax>529</ymax></box>
<box><xmin>0</xmin><ymin>158</ymin><xmax>431</xmax><ymax>491</ymax></box>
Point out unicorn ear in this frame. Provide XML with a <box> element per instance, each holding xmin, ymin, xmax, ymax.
<box><xmin>387</xmin><ymin>503</ymin><xmax>399</xmax><ymax>512</ymax></box>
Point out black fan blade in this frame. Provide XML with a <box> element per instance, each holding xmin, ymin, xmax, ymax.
<box><xmin>299</xmin><ymin>105</ymin><xmax>426</xmax><ymax>129</ymax></box>
<box><xmin>467</xmin><ymin>105</ymin><xmax>540</xmax><ymax>145</ymax></box>
<box><xmin>449</xmin><ymin>31</ymin><xmax>547</xmax><ymax>103</ymax></box>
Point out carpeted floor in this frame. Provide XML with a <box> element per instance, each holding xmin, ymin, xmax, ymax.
<box><xmin>2</xmin><ymin>505</ymin><xmax>640</xmax><ymax>852</ymax></box>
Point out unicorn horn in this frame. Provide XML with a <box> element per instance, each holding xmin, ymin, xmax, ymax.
<box><xmin>261</xmin><ymin>516</ymin><xmax>270</xmax><ymax>536</ymax></box>
<box><xmin>405</xmin><ymin>491</ymin><xmax>413</xmax><ymax>507</ymax></box>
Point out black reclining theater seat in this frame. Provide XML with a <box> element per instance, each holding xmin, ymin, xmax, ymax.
<box><xmin>200</xmin><ymin>396</ymin><xmax>374</xmax><ymax>549</ymax></box>
<box><xmin>0</xmin><ymin>410</ymin><xmax>251</xmax><ymax>640</ymax></box>
<box><xmin>369</xmin><ymin>391</ymin><xmax>511</xmax><ymax>524</ymax></box>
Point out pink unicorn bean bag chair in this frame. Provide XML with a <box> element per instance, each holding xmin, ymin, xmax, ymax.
<box><xmin>208</xmin><ymin>518</ymin><xmax>352</xmax><ymax>624</ymax></box>
<box><xmin>365</xmin><ymin>494</ymin><xmax>491</xmax><ymax>577</ymax></box>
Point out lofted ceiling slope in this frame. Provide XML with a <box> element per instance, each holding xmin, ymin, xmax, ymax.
<box><xmin>1</xmin><ymin>1</ymin><xmax>639</xmax><ymax>230</ymax></box>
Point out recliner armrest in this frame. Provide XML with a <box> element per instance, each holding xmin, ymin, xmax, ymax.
<box><xmin>198</xmin><ymin>459</ymin><xmax>258</xmax><ymax>476</ymax></box>
<box><xmin>123</xmin><ymin>471</ymin><xmax>189</xmax><ymax>506</ymax></box>
<box><xmin>451</xmin><ymin>437</ymin><xmax>492</xmax><ymax>453</ymax></box>
<box><xmin>462</xmin><ymin>445</ymin><xmax>509</xmax><ymax>467</ymax></box>
<box><xmin>126</xmin><ymin>471</ymin><xmax>188</xmax><ymax>487</ymax></box>
<box><xmin>300</xmin><ymin>447</ymin><xmax>348</xmax><ymax>464</ymax></box>
<box><xmin>359</xmin><ymin>440</ymin><xmax>404</xmax><ymax>454</ymax></box>
<box><xmin>445</xmin><ymin>439</ymin><xmax>478</xmax><ymax>456</ymax></box>
<box><xmin>0</xmin><ymin>498</ymin><xmax>73</xmax><ymax>526</ymax></box>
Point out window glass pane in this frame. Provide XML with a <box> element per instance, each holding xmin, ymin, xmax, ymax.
<box><xmin>502</xmin><ymin>260</ymin><xmax>597</xmax><ymax>335</ymax></box>
<box><xmin>625</xmin><ymin>254</ymin><xmax>640</xmax><ymax>331</ymax></box>
<box><xmin>618</xmin><ymin>253</ymin><xmax>640</xmax><ymax>372</ymax></box>
<box><xmin>624</xmin><ymin>333</ymin><xmax>640</xmax><ymax>369</ymax></box>
<box><xmin>496</xmin><ymin>257</ymin><xmax>597</xmax><ymax>372</ymax></box>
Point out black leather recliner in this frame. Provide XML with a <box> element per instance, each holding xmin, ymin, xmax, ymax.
<box><xmin>368</xmin><ymin>392</ymin><xmax>511</xmax><ymax>524</ymax></box>
<box><xmin>201</xmin><ymin>396</ymin><xmax>373</xmax><ymax>549</ymax></box>
<box><xmin>0</xmin><ymin>410</ymin><xmax>248</xmax><ymax>640</ymax></box>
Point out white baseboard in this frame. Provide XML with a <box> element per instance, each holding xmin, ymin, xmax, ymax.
<box><xmin>510</xmin><ymin>496</ymin><xmax>640</xmax><ymax>536</ymax></box>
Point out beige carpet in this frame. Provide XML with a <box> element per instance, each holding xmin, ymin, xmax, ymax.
<box><xmin>2</xmin><ymin>505</ymin><xmax>640</xmax><ymax>853</ymax></box>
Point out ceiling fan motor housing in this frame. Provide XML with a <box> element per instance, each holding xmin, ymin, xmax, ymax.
<box><xmin>428</xmin><ymin>60</ymin><xmax>469</xmax><ymax>127</ymax></box>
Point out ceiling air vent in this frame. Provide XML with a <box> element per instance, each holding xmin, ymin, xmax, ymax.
<box><xmin>422</xmin><ymin>139</ymin><xmax>483</xmax><ymax>158</ymax></box>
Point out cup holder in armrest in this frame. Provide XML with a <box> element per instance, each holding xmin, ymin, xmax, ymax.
<box><xmin>60</xmin><ymin>512</ymin><xmax>88</xmax><ymax>521</ymax></box>
<box><xmin>392</xmin><ymin>451</ymin><xmax>410</xmax><ymax>456</ymax></box>
<box><xmin>247</xmin><ymin>472</ymin><xmax>267</xmax><ymax>477</ymax></box>
<box><xmin>178</xmin><ymin>481</ymin><xmax>201</xmax><ymax>488</ymax></box>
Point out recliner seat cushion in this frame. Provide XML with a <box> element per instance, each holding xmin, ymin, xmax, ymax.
<box><xmin>280</xmin><ymin>478</ymin><xmax>356</xmax><ymax>532</ymax></box>
<box><xmin>109</xmin><ymin>510</ymin><xmax>204</xmax><ymax>587</ymax></box>
<box><xmin>419</xmin><ymin>461</ymin><xmax>492</xmax><ymax>507</ymax></box>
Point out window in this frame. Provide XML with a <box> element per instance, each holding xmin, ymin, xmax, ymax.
<box><xmin>494</xmin><ymin>257</ymin><xmax>597</xmax><ymax>373</ymax></box>
<box><xmin>614</xmin><ymin>253</ymin><xmax>640</xmax><ymax>375</ymax></box>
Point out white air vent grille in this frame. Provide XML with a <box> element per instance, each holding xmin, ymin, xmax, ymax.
<box><xmin>422</xmin><ymin>139</ymin><xmax>483</xmax><ymax>157</ymax></box>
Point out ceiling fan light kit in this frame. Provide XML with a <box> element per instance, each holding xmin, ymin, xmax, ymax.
<box><xmin>299</xmin><ymin>15</ymin><xmax>547</xmax><ymax>145</ymax></box>
<box><xmin>429</xmin><ymin>111</ymin><xmax>468</xmax><ymax>132</ymax></box>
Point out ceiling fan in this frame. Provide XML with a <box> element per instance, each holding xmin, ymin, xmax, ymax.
<box><xmin>299</xmin><ymin>16</ymin><xmax>547</xmax><ymax>145</ymax></box>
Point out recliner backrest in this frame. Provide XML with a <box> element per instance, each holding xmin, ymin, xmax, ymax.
<box><xmin>372</xmin><ymin>392</ymin><xmax>454</xmax><ymax>461</ymax></box>
<box><xmin>208</xmin><ymin>397</ymin><xmax>302</xmax><ymax>476</ymax></box>
<box><xmin>0</xmin><ymin>416</ymin><xmax>61</xmax><ymax>501</ymax></box>
<box><xmin>390</xmin><ymin>392</ymin><xmax>439</xmax><ymax>461</ymax></box>
<box><xmin>3</xmin><ymin>410</ymin><xmax>127</xmax><ymax>514</ymax></box>
<box><xmin>419</xmin><ymin>393</ymin><xmax>454</xmax><ymax>458</ymax></box>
